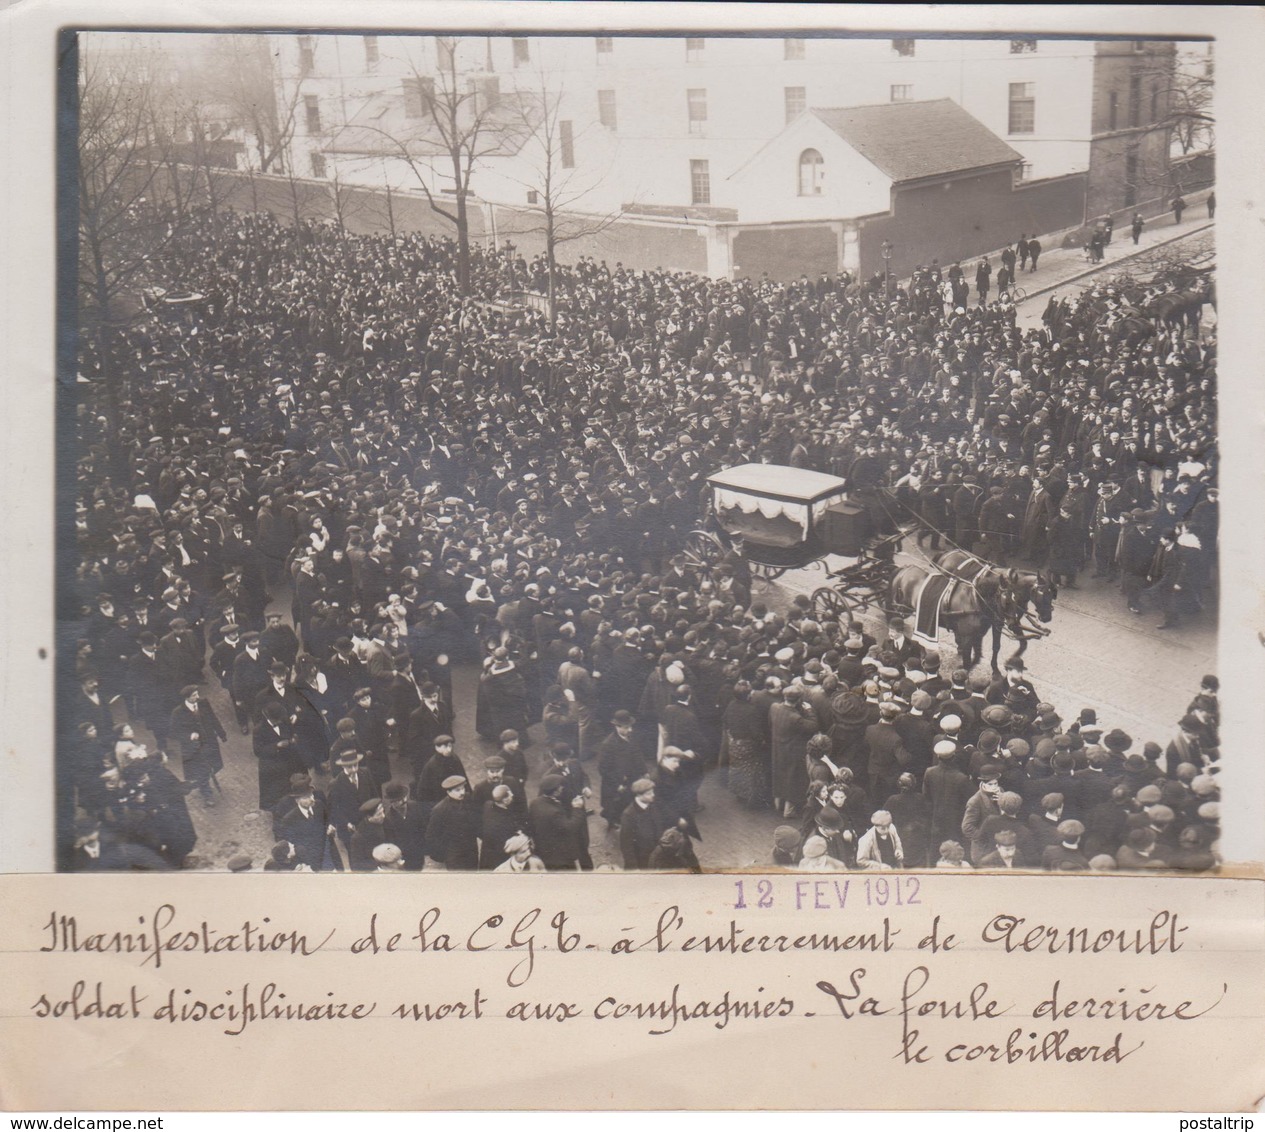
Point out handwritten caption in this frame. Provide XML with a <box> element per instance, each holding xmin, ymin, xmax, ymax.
<box><xmin>27</xmin><ymin>882</ymin><xmax>1228</xmax><ymax>1066</ymax></box>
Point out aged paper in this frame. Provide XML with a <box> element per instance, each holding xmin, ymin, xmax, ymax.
<box><xmin>2</xmin><ymin>873</ymin><xmax>1264</xmax><ymax>1110</ymax></box>
<box><xmin>2</xmin><ymin>0</ymin><xmax>1264</xmax><ymax>1114</ymax></box>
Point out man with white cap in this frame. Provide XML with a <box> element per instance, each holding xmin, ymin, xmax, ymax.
<box><xmin>855</xmin><ymin>811</ymin><xmax>905</xmax><ymax>870</ymax></box>
<box><xmin>372</xmin><ymin>843</ymin><xmax>405</xmax><ymax>871</ymax></box>
<box><xmin>494</xmin><ymin>833</ymin><xmax>545</xmax><ymax>873</ymax></box>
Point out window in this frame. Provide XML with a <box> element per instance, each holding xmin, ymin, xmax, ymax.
<box><xmin>297</xmin><ymin>35</ymin><xmax>314</xmax><ymax>75</ymax></box>
<box><xmin>304</xmin><ymin>94</ymin><xmax>322</xmax><ymax>134</ymax></box>
<box><xmin>891</xmin><ymin>38</ymin><xmax>916</xmax><ymax>57</ymax></box>
<box><xmin>798</xmin><ymin>148</ymin><xmax>824</xmax><ymax>196</ymax></box>
<box><xmin>686</xmin><ymin>38</ymin><xmax>704</xmax><ymax>62</ymax></box>
<box><xmin>1018</xmin><ymin>161</ymin><xmax>1033</xmax><ymax>181</ymax></box>
<box><xmin>690</xmin><ymin>159</ymin><xmax>711</xmax><ymax>205</ymax></box>
<box><xmin>467</xmin><ymin>75</ymin><xmax>501</xmax><ymax>112</ymax></box>
<box><xmin>513</xmin><ymin>38</ymin><xmax>530</xmax><ymax>66</ymax></box>
<box><xmin>1008</xmin><ymin>82</ymin><xmax>1035</xmax><ymax>134</ymax></box>
<box><xmin>1010</xmin><ymin>38</ymin><xmax>1038</xmax><ymax>54</ymax></box>
<box><xmin>890</xmin><ymin>84</ymin><xmax>913</xmax><ymax>102</ymax></box>
<box><xmin>1108</xmin><ymin>91</ymin><xmax>1118</xmax><ymax>130</ymax></box>
<box><xmin>598</xmin><ymin>88</ymin><xmax>618</xmax><ymax>130</ymax></box>
<box><xmin>560</xmin><ymin>120</ymin><xmax>575</xmax><ymax>168</ymax></box>
<box><xmin>527</xmin><ymin>190</ymin><xmax>539</xmax><ymax>204</ymax></box>
<box><xmin>309</xmin><ymin>150</ymin><xmax>326</xmax><ymax>178</ymax></box>
<box><xmin>403</xmin><ymin>76</ymin><xmax>435</xmax><ymax>118</ymax></box>
<box><xmin>596</xmin><ymin>36</ymin><xmax>613</xmax><ymax>62</ymax></box>
<box><xmin>784</xmin><ymin>38</ymin><xmax>806</xmax><ymax>60</ymax></box>
<box><xmin>784</xmin><ymin>86</ymin><xmax>806</xmax><ymax>123</ymax></box>
<box><xmin>363</xmin><ymin>36</ymin><xmax>379</xmax><ymax>71</ymax></box>
<box><xmin>436</xmin><ymin>36</ymin><xmax>454</xmax><ymax>71</ymax></box>
<box><xmin>687</xmin><ymin>88</ymin><xmax>707</xmax><ymax>135</ymax></box>
<box><xmin>1129</xmin><ymin>74</ymin><xmax>1141</xmax><ymax>127</ymax></box>
<box><xmin>1133</xmin><ymin>40</ymin><xmax>1146</xmax><ymax>53</ymax></box>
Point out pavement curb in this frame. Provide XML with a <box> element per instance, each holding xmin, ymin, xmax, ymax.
<box><xmin>1018</xmin><ymin>221</ymin><xmax>1215</xmax><ymax>305</ymax></box>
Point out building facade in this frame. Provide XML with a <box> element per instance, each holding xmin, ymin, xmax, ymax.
<box><xmin>267</xmin><ymin>33</ymin><xmax>1183</xmax><ymax>279</ymax></box>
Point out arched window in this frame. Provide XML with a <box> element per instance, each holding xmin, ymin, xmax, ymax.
<box><xmin>798</xmin><ymin>149</ymin><xmax>824</xmax><ymax>196</ymax></box>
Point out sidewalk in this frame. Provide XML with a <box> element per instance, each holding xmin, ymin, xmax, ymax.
<box><xmin>897</xmin><ymin>189</ymin><xmax>1215</xmax><ymax>304</ymax></box>
<box><xmin>991</xmin><ymin>187</ymin><xmax>1216</xmax><ymax>304</ymax></box>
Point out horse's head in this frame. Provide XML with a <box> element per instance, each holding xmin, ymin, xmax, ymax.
<box><xmin>1008</xmin><ymin>569</ymin><xmax>1056</xmax><ymax>622</ymax></box>
<box><xmin>1029</xmin><ymin>572</ymin><xmax>1057</xmax><ymax>622</ymax></box>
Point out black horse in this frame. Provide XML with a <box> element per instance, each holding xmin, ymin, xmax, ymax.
<box><xmin>889</xmin><ymin>549</ymin><xmax>1057</xmax><ymax>672</ymax></box>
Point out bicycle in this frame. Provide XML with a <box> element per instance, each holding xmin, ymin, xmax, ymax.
<box><xmin>998</xmin><ymin>283</ymin><xmax>1027</xmax><ymax>304</ymax></box>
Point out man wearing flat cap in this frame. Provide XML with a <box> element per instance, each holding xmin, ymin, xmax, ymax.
<box><xmin>425</xmin><ymin>776</ymin><xmax>480</xmax><ymax>870</ymax></box>
<box><xmin>373</xmin><ymin>843</ymin><xmax>406</xmax><ymax>871</ymax></box>
<box><xmin>597</xmin><ymin>709</ymin><xmax>652</xmax><ymax>827</ymax></box>
<box><xmin>1041</xmin><ymin>819</ymin><xmax>1088</xmax><ymax>870</ymax></box>
<box><xmin>619</xmin><ymin>777</ymin><xmax>670</xmax><ymax>870</ymax></box>
<box><xmin>472</xmin><ymin>752</ymin><xmax>527</xmax><ymax>818</ymax></box>
<box><xmin>230</xmin><ymin>630</ymin><xmax>269</xmax><ymax>734</ymax></box>
<box><xmin>923</xmin><ymin>741</ymin><xmax>972</xmax><ymax>848</ymax></box>
<box><xmin>977</xmin><ymin>828</ymin><xmax>1023</xmax><ymax>869</ymax></box>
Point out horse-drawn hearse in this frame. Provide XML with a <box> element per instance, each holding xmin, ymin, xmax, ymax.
<box><xmin>683</xmin><ymin>463</ymin><xmax>1057</xmax><ymax>672</ymax></box>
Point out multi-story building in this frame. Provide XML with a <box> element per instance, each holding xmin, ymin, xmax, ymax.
<box><xmin>270</xmin><ymin>32</ymin><xmax>1184</xmax><ymax>279</ymax></box>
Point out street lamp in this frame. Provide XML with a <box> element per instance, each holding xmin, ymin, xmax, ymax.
<box><xmin>881</xmin><ymin>239</ymin><xmax>894</xmax><ymax>298</ymax></box>
<box><xmin>504</xmin><ymin>239</ymin><xmax>516</xmax><ymax>293</ymax></box>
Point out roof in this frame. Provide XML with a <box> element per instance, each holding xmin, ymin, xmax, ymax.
<box><xmin>707</xmin><ymin>464</ymin><xmax>847</xmax><ymax>503</ymax></box>
<box><xmin>810</xmin><ymin>99</ymin><xmax>1023</xmax><ymax>183</ymax></box>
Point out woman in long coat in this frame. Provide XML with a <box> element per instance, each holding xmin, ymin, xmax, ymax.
<box><xmin>722</xmin><ymin>680</ymin><xmax>769</xmax><ymax>808</ymax></box>
<box><xmin>476</xmin><ymin>649</ymin><xmax>530</xmax><ymax>739</ymax></box>
<box><xmin>769</xmin><ymin>686</ymin><xmax>817</xmax><ymax>818</ymax></box>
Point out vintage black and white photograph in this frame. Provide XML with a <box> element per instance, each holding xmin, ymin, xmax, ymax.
<box><xmin>59</xmin><ymin>23</ymin><xmax>1224</xmax><ymax>875</ymax></box>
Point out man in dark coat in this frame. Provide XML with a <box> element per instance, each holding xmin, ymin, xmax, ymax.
<box><xmin>327</xmin><ymin>750</ymin><xmax>380</xmax><ymax>859</ymax></box>
<box><xmin>415</xmin><ymin>735</ymin><xmax>468</xmax><ymax>805</ymax></box>
<box><xmin>405</xmin><ymin>682</ymin><xmax>454</xmax><ymax>775</ymax></box>
<box><xmin>230</xmin><ymin>630</ymin><xmax>270</xmax><ymax>733</ymax></box>
<box><xmin>471</xmin><ymin>754</ymin><xmax>527</xmax><ymax>820</ymax></box>
<box><xmin>528</xmin><ymin>773</ymin><xmax>592</xmax><ymax>870</ymax></box>
<box><xmin>866</xmin><ymin>702</ymin><xmax>911</xmax><ymax>803</ymax></box>
<box><xmin>259</xmin><ymin>610</ymin><xmax>300</xmax><ymax>671</ymax></box>
<box><xmin>619</xmin><ymin>777</ymin><xmax>671</xmax><ymax>869</ymax></box>
<box><xmin>425</xmin><ymin>775</ymin><xmax>481</xmax><ymax>870</ymax></box>
<box><xmin>276</xmin><ymin>782</ymin><xmax>334</xmax><ymax>871</ymax></box>
<box><xmin>168</xmin><ymin>686</ymin><xmax>226</xmax><ymax>804</ymax></box>
<box><xmin>479</xmin><ymin>784</ymin><xmax>527</xmax><ymax>870</ymax></box>
<box><xmin>596</xmin><ymin>710</ymin><xmax>650</xmax><ymax>825</ymax></box>
<box><xmin>923</xmin><ymin>743</ymin><xmax>972</xmax><ymax>846</ymax></box>
<box><xmin>253</xmin><ymin>700</ymin><xmax>305</xmax><ymax>814</ymax></box>
<box><xmin>126</xmin><ymin>633</ymin><xmax>170</xmax><ymax>752</ymax></box>
<box><xmin>380</xmin><ymin>782</ymin><xmax>429</xmax><ymax>871</ymax></box>
<box><xmin>1117</xmin><ymin>510</ymin><xmax>1155</xmax><ymax>613</ymax></box>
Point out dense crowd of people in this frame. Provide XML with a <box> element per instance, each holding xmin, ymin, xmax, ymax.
<box><xmin>64</xmin><ymin>206</ymin><xmax>1221</xmax><ymax>872</ymax></box>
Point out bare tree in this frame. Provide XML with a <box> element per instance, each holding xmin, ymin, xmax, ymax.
<box><xmin>77</xmin><ymin>47</ymin><xmax>202</xmax><ymax>473</ymax></box>
<box><xmin>212</xmin><ymin>35</ymin><xmax>301</xmax><ymax>175</ymax></box>
<box><xmin>345</xmin><ymin>36</ymin><xmax>519</xmax><ymax>294</ymax></box>
<box><xmin>1162</xmin><ymin>52</ymin><xmax>1215</xmax><ymax>156</ymax></box>
<box><xmin>500</xmin><ymin>69</ymin><xmax>628</xmax><ymax>323</ymax></box>
<box><xmin>325</xmin><ymin>166</ymin><xmax>372</xmax><ymax>233</ymax></box>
